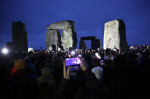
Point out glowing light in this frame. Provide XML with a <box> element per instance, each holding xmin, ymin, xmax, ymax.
<box><xmin>78</xmin><ymin>55</ymin><xmax>82</xmax><ymax>57</ymax></box>
<box><xmin>2</xmin><ymin>48</ymin><xmax>9</xmax><ymax>54</ymax></box>
<box><xmin>95</xmin><ymin>53</ymin><xmax>101</xmax><ymax>59</ymax></box>
<box><xmin>71</xmin><ymin>51</ymin><xmax>75</xmax><ymax>55</ymax></box>
<box><xmin>28</xmin><ymin>47</ymin><xmax>34</xmax><ymax>52</ymax></box>
<box><xmin>68</xmin><ymin>55</ymin><xmax>71</xmax><ymax>58</ymax></box>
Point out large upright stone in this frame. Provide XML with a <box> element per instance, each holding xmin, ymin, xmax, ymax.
<box><xmin>46</xmin><ymin>30</ymin><xmax>61</xmax><ymax>51</ymax></box>
<box><xmin>47</xmin><ymin>20</ymin><xmax>77</xmax><ymax>50</ymax></box>
<box><xmin>12</xmin><ymin>21</ymin><xmax>28</xmax><ymax>52</ymax></box>
<box><xmin>79</xmin><ymin>36</ymin><xmax>101</xmax><ymax>50</ymax></box>
<box><xmin>103</xmin><ymin>20</ymin><xmax>127</xmax><ymax>52</ymax></box>
<box><xmin>79</xmin><ymin>40</ymin><xmax>87</xmax><ymax>50</ymax></box>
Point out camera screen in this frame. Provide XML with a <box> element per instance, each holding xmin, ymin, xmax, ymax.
<box><xmin>65</xmin><ymin>57</ymin><xmax>81</xmax><ymax>66</ymax></box>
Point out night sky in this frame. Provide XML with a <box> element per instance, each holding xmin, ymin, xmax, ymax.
<box><xmin>0</xmin><ymin>0</ymin><xmax>150</xmax><ymax>50</ymax></box>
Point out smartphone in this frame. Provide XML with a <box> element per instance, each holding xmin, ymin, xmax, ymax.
<box><xmin>65</xmin><ymin>57</ymin><xmax>81</xmax><ymax>71</ymax></box>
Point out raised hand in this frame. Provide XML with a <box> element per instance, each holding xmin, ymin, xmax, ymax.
<box><xmin>79</xmin><ymin>57</ymin><xmax>89</xmax><ymax>71</ymax></box>
<box><xmin>63</xmin><ymin>61</ymin><xmax>71</xmax><ymax>79</ymax></box>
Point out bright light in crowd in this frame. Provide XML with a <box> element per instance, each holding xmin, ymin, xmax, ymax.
<box><xmin>1</xmin><ymin>48</ymin><xmax>9</xmax><ymax>54</ymax></box>
<box><xmin>28</xmin><ymin>47</ymin><xmax>34</xmax><ymax>52</ymax></box>
<box><xmin>95</xmin><ymin>52</ymin><xmax>101</xmax><ymax>59</ymax></box>
<box><xmin>71</xmin><ymin>51</ymin><xmax>75</xmax><ymax>55</ymax></box>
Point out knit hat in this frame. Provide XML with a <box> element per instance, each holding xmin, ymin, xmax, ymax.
<box><xmin>14</xmin><ymin>59</ymin><xmax>25</xmax><ymax>70</ymax></box>
<box><xmin>41</xmin><ymin>67</ymin><xmax>54</xmax><ymax>77</ymax></box>
<box><xmin>91</xmin><ymin>66</ymin><xmax>103</xmax><ymax>80</ymax></box>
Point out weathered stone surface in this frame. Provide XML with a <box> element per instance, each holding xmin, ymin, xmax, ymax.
<box><xmin>47</xmin><ymin>21</ymin><xmax>74</xmax><ymax>30</ymax></box>
<box><xmin>94</xmin><ymin>39</ymin><xmax>101</xmax><ymax>49</ymax></box>
<box><xmin>103</xmin><ymin>20</ymin><xmax>127</xmax><ymax>52</ymax></box>
<box><xmin>79</xmin><ymin>36</ymin><xmax>101</xmax><ymax>50</ymax></box>
<box><xmin>79</xmin><ymin>40</ymin><xmax>87</xmax><ymax>50</ymax></box>
<box><xmin>46</xmin><ymin>30</ymin><xmax>61</xmax><ymax>51</ymax></box>
<box><xmin>46</xmin><ymin>20</ymin><xmax>77</xmax><ymax>50</ymax></box>
<box><xmin>12</xmin><ymin>21</ymin><xmax>28</xmax><ymax>52</ymax></box>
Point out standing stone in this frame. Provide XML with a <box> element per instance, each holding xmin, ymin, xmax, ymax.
<box><xmin>93</xmin><ymin>39</ymin><xmax>101</xmax><ymax>49</ymax></box>
<box><xmin>79</xmin><ymin>40</ymin><xmax>87</xmax><ymax>50</ymax></box>
<box><xmin>79</xmin><ymin>36</ymin><xmax>101</xmax><ymax>50</ymax></box>
<box><xmin>12</xmin><ymin>21</ymin><xmax>28</xmax><ymax>52</ymax></box>
<box><xmin>103</xmin><ymin>20</ymin><xmax>127</xmax><ymax>52</ymax></box>
<box><xmin>46</xmin><ymin>30</ymin><xmax>61</xmax><ymax>51</ymax></box>
<box><xmin>47</xmin><ymin>20</ymin><xmax>77</xmax><ymax>50</ymax></box>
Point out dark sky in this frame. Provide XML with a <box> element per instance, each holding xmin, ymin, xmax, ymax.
<box><xmin>0</xmin><ymin>0</ymin><xmax>150</xmax><ymax>50</ymax></box>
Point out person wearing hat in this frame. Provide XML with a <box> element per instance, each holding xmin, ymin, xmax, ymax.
<box><xmin>11</xmin><ymin>59</ymin><xmax>36</xmax><ymax>99</ymax></box>
<box><xmin>11</xmin><ymin>59</ymin><xmax>25</xmax><ymax>78</ymax></box>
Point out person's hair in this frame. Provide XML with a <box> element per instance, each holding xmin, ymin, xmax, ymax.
<box><xmin>28</xmin><ymin>51</ymin><xmax>34</xmax><ymax>56</ymax></box>
<box><xmin>37</xmin><ymin>78</ymin><xmax>55</xmax><ymax>94</ymax></box>
<box><xmin>105</xmin><ymin>48</ymin><xmax>111</xmax><ymax>55</ymax></box>
<box><xmin>74</xmin><ymin>86</ymin><xmax>100</xmax><ymax>99</ymax></box>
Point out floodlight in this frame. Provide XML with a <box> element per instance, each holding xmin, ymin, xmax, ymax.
<box><xmin>2</xmin><ymin>48</ymin><xmax>9</xmax><ymax>54</ymax></box>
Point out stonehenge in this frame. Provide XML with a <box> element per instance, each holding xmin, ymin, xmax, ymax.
<box><xmin>12</xmin><ymin>21</ymin><xmax>28</xmax><ymax>52</ymax></box>
<box><xmin>46</xmin><ymin>20</ymin><xmax>77</xmax><ymax>51</ymax></box>
<box><xmin>46</xmin><ymin>19</ymin><xmax>128</xmax><ymax>52</ymax></box>
<box><xmin>103</xmin><ymin>20</ymin><xmax>128</xmax><ymax>52</ymax></box>
<box><xmin>46</xmin><ymin>30</ymin><xmax>61</xmax><ymax>51</ymax></box>
<box><xmin>79</xmin><ymin>36</ymin><xmax>101</xmax><ymax>50</ymax></box>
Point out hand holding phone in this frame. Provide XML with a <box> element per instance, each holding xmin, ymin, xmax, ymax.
<box><xmin>65</xmin><ymin>57</ymin><xmax>81</xmax><ymax>71</ymax></box>
<box><xmin>63</xmin><ymin>61</ymin><xmax>70</xmax><ymax>79</ymax></box>
<box><xmin>79</xmin><ymin>57</ymin><xmax>89</xmax><ymax>71</ymax></box>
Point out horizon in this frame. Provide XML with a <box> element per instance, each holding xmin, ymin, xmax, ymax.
<box><xmin>0</xmin><ymin>0</ymin><xmax>150</xmax><ymax>50</ymax></box>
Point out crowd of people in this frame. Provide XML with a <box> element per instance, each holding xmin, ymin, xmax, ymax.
<box><xmin>0</xmin><ymin>44</ymin><xmax>150</xmax><ymax>99</ymax></box>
